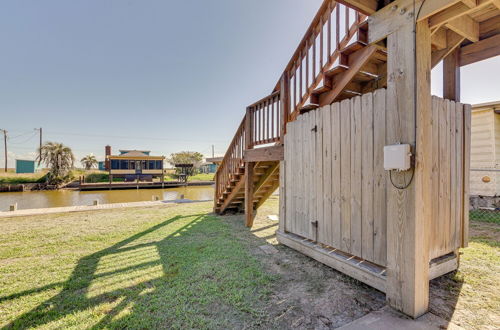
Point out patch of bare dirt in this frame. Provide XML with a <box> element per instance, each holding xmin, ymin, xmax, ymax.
<box><xmin>221</xmin><ymin>197</ymin><xmax>385</xmax><ymax>329</ymax></box>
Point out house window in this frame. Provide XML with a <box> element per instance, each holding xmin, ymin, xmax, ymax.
<box><xmin>156</xmin><ymin>160</ymin><xmax>163</xmax><ymax>169</ymax></box>
<box><xmin>111</xmin><ymin>160</ymin><xmax>119</xmax><ymax>170</ymax></box>
<box><xmin>149</xmin><ymin>160</ymin><xmax>155</xmax><ymax>170</ymax></box>
<box><xmin>120</xmin><ymin>160</ymin><xmax>128</xmax><ymax>169</ymax></box>
<box><xmin>130</xmin><ymin>161</ymin><xmax>135</xmax><ymax>170</ymax></box>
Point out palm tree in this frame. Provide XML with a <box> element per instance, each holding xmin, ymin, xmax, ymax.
<box><xmin>81</xmin><ymin>154</ymin><xmax>98</xmax><ymax>170</ymax></box>
<box><xmin>37</xmin><ymin>142</ymin><xmax>75</xmax><ymax>183</ymax></box>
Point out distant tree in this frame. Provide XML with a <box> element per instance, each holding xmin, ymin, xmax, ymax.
<box><xmin>37</xmin><ymin>142</ymin><xmax>75</xmax><ymax>184</ymax></box>
<box><xmin>81</xmin><ymin>154</ymin><xmax>98</xmax><ymax>170</ymax></box>
<box><xmin>168</xmin><ymin>151</ymin><xmax>204</xmax><ymax>177</ymax></box>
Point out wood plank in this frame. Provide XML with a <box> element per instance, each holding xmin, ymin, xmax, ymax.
<box><xmin>361</xmin><ymin>92</ymin><xmax>374</xmax><ymax>263</ymax></box>
<box><xmin>350</xmin><ymin>96</ymin><xmax>362</xmax><ymax>258</ymax></box>
<box><xmin>321</xmin><ymin>105</ymin><xmax>333</xmax><ymax>246</ymax></box>
<box><xmin>340</xmin><ymin>99</ymin><xmax>352</xmax><ymax>253</ymax></box>
<box><xmin>219</xmin><ymin>173</ymin><xmax>246</xmax><ymax>213</ymax></box>
<box><xmin>445</xmin><ymin>14</ymin><xmax>479</xmax><ymax>42</ymax></box>
<box><xmin>455</xmin><ymin>102</ymin><xmax>464</xmax><ymax>250</ymax></box>
<box><xmin>276</xmin><ymin>231</ymin><xmax>386</xmax><ymax>293</ymax></box>
<box><xmin>430</xmin><ymin>97</ymin><xmax>441</xmax><ymax>260</ymax></box>
<box><xmin>373</xmin><ymin>89</ymin><xmax>387</xmax><ymax>267</ymax></box>
<box><xmin>432</xmin><ymin>28</ymin><xmax>448</xmax><ymax>50</ymax></box>
<box><xmin>331</xmin><ymin>102</ymin><xmax>342</xmax><ymax>248</ymax></box>
<box><xmin>438</xmin><ymin>98</ymin><xmax>448</xmax><ymax>256</ymax></box>
<box><xmin>445</xmin><ymin>100</ymin><xmax>452</xmax><ymax>254</ymax></box>
<box><xmin>463</xmin><ymin>104</ymin><xmax>471</xmax><ymax>247</ymax></box>
<box><xmin>459</xmin><ymin>34</ymin><xmax>500</xmax><ymax>66</ymax></box>
<box><xmin>307</xmin><ymin>111</ymin><xmax>314</xmax><ymax>239</ymax></box>
<box><xmin>450</xmin><ymin>100</ymin><xmax>457</xmax><ymax>253</ymax></box>
<box><xmin>316</xmin><ymin>108</ymin><xmax>324</xmax><ymax>243</ymax></box>
<box><xmin>429</xmin><ymin>254</ymin><xmax>459</xmax><ymax>280</ymax></box>
<box><xmin>244</xmin><ymin>145</ymin><xmax>284</xmax><ymax>162</ymax></box>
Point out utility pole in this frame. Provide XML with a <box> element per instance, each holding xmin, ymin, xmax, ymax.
<box><xmin>0</xmin><ymin>129</ymin><xmax>7</xmax><ymax>172</ymax></box>
<box><xmin>212</xmin><ymin>145</ymin><xmax>214</xmax><ymax>158</ymax></box>
<box><xmin>35</xmin><ymin>127</ymin><xmax>42</xmax><ymax>165</ymax></box>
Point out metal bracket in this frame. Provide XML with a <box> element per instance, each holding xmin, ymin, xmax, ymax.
<box><xmin>311</xmin><ymin>220</ymin><xmax>318</xmax><ymax>227</ymax></box>
<box><xmin>311</xmin><ymin>125</ymin><xmax>317</xmax><ymax>133</ymax></box>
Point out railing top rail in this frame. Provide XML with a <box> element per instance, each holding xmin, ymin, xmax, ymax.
<box><xmin>247</xmin><ymin>91</ymin><xmax>280</xmax><ymax>109</ymax></box>
<box><xmin>272</xmin><ymin>0</ymin><xmax>337</xmax><ymax>92</ymax></box>
<box><xmin>214</xmin><ymin>116</ymin><xmax>246</xmax><ymax>176</ymax></box>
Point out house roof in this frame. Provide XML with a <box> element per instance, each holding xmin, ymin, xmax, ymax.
<box><xmin>119</xmin><ymin>149</ymin><xmax>150</xmax><ymax>154</ymax></box>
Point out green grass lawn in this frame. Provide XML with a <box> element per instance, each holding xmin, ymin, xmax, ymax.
<box><xmin>0</xmin><ymin>203</ymin><xmax>273</xmax><ymax>329</ymax></box>
<box><xmin>163</xmin><ymin>173</ymin><xmax>215</xmax><ymax>182</ymax></box>
<box><xmin>0</xmin><ymin>200</ymin><xmax>498</xmax><ymax>329</ymax></box>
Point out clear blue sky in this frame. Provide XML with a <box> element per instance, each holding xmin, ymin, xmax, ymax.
<box><xmin>1</xmin><ymin>0</ymin><xmax>499</xmax><ymax>167</ymax></box>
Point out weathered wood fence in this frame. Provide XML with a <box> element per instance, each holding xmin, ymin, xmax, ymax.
<box><xmin>282</xmin><ymin>89</ymin><xmax>470</xmax><ymax>268</ymax></box>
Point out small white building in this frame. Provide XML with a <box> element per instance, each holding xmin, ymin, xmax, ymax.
<box><xmin>470</xmin><ymin>101</ymin><xmax>500</xmax><ymax>196</ymax></box>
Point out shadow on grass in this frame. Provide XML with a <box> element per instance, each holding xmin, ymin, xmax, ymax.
<box><xmin>4</xmin><ymin>213</ymin><xmax>271</xmax><ymax>329</ymax></box>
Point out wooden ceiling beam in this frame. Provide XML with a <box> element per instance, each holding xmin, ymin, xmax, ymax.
<box><xmin>479</xmin><ymin>15</ymin><xmax>500</xmax><ymax>39</ymax></box>
<box><xmin>432</xmin><ymin>28</ymin><xmax>448</xmax><ymax>49</ymax></box>
<box><xmin>461</xmin><ymin>0</ymin><xmax>477</xmax><ymax>7</ymax></box>
<box><xmin>335</xmin><ymin>0</ymin><xmax>379</xmax><ymax>15</ymax></box>
<box><xmin>431</xmin><ymin>30</ymin><xmax>465</xmax><ymax>67</ymax></box>
<box><xmin>368</xmin><ymin>0</ymin><xmax>461</xmax><ymax>43</ymax></box>
<box><xmin>445</xmin><ymin>14</ymin><xmax>480</xmax><ymax>41</ymax></box>
<box><xmin>429</xmin><ymin>0</ymin><xmax>495</xmax><ymax>29</ymax></box>
<box><xmin>459</xmin><ymin>33</ymin><xmax>500</xmax><ymax>65</ymax></box>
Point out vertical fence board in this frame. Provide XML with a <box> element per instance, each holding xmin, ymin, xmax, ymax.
<box><xmin>350</xmin><ymin>96</ymin><xmax>362</xmax><ymax>257</ymax></box>
<box><xmin>373</xmin><ymin>89</ymin><xmax>387</xmax><ymax>266</ymax></box>
<box><xmin>455</xmin><ymin>103</ymin><xmax>464</xmax><ymax>249</ymax></box>
<box><xmin>444</xmin><ymin>100</ymin><xmax>452</xmax><ymax>252</ymax></box>
<box><xmin>361</xmin><ymin>93</ymin><xmax>374</xmax><ymax>262</ymax></box>
<box><xmin>340</xmin><ymin>99</ymin><xmax>352</xmax><ymax>253</ymax></box>
<box><xmin>331</xmin><ymin>102</ymin><xmax>342</xmax><ymax>248</ymax></box>
<box><xmin>316</xmin><ymin>108</ymin><xmax>324</xmax><ymax>242</ymax></box>
<box><xmin>450</xmin><ymin>100</ymin><xmax>457</xmax><ymax>251</ymax></box>
<box><xmin>321</xmin><ymin>105</ymin><xmax>333</xmax><ymax>245</ymax></box>
<box><xmin>463</xmin><ymin>104</ymin><xmax>471</xmax><ymax>247</ymax></box>
<box><xmin>430</xmin><ymin>97</ymin><xmax>441</xmax><ymax>259</ymax></box>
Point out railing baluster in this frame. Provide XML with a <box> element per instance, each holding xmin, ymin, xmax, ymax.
<box><xmin>327</xmin><ymin>8</ymin><xmax>332</xmax><ymax>60</ymax></box>
<box><xmin>336</xmin><ymin>6</ymin><xmax>340</xmax><ymax>50</ymax></box>
<box><xmin>320</xmin><ymin>18</ymin><xmax>324</xmax><ymax>69</ymax></box>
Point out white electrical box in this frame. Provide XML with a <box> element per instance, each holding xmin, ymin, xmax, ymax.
<box><xmin>384</xmin><ymin>144</ymin><xmax>411</xmax><ymax>171</ymax></box>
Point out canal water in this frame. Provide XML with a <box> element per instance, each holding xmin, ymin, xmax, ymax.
<box><xmin>0</xmin><ymin>185</ymin><xmax>214</xmax><ymax>211</ymax></box>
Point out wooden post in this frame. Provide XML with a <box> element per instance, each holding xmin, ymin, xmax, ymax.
<box><xmin>245</xmin><ymin>161</ymin><xmax>255</xmax><ymax>227</ymax></box>
<box><xmin>280</xmin><ymin>72</ymin><xmax>290</xmax><ymax>142</ymax></box>
<box><xmin>386</xmin><ymin>19</ymin><xmax>432</xmax><ymax>318</ymax></box>
<box><xmin>443</xmin><ymin>48</ymin><xmax>460</xmax><ymax>102</ymax></box>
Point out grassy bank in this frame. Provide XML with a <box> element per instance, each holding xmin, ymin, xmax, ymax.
<box><xmin>0</xmin><ymin>201</ymin><xmax>498</xmax><ymax>329</ymax></box>
<box><xmin>0</xmin><ymin>169</ymin><xmax>47</xmax><ymax>184</ymax></box>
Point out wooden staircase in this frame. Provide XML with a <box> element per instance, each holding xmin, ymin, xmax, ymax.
<box><xmin>214</xmin><ymin>0</ymin><xmax>388</xmax><ymax>226</ymax></box>
<box><xmin>215</xmin><ymin>161</ymin><xmax>279</xmax><ymax>214</ymax></box>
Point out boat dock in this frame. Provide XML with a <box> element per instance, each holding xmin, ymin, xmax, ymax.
<box><xmin>79</xmin><ymin>181</ymin><xmax>214</xmax><ymax>191</ymax></box>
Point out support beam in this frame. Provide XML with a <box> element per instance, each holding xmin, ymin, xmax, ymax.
<box><xmin>368</xmin><ymin>0</ymin><xmax>461</xmax><ymax>43</ymax></box>
<box><xmin>443</xmin><ymin>48</ymin><xmax>461</xmax><ymax>101</ymax></box>
<box><xmin>445</xmin><ymin>14</ymin><xmax>479</xmax><ymax>41</ymax></box>
<box><xmin>244</xmin><ymin>145</ymin><xmax>284</xmax><ymax>162</ymax></box>
<box><xmin>386</xmin><ymin>19</ymin><xmax>432</xmax><ymax>318</ymax></box>
<box><xmin>431</xmin><ymin>28</ymin><xmax>448</xmax><ymax>49</ymax></box>
<box><xmin>431</xmin><ymin>30</ymin><xmax>465</xmax><ymax>67</ymax></box>
<box><xmin>459</xmin><ymin>33</ymin><xmax>500</xmax><ymax>66</ymax></box>
<box><xmin>245</xmin><ymin>162</ymin><xmax>255</xmax><ymax>227</ymax></box>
